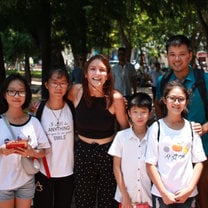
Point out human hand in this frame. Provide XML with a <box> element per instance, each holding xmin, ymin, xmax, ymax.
<box><xmin>161</xmin><ymin>191</ymin><xmax>176</xmax><ymax>205</ymax></box>
<box><xmin>0</xmin><ymin>144</ymin><xmax>16</xmax><ymax>155</ymax></box>
<box><xmin>29</xmin><ymin>100</ymin><xmax>40</xmax><ymax>114</ymax></box>
<box><xmin>175</xmin><ymin>188</ymin><xmax>191</xmax><ymax>203</ymax></box>
<box><xmin>191</xmin><ymin>122</ymin><xmax>202</xmax><ymax>136</ymax></box>
<box><xmin>14</xmin><ymin>145</ymin><xmax>34</xmax><ymax>158</ymax></box>
<box><xmin>121</xmin><ymin>194</ymin><xmax>133</xmax><ymax>208</ymax></box>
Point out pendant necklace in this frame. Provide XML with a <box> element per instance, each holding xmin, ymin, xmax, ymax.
<box><xmin>48</xmin><ymin>103</ymin><xmax>63</xmax><ymax>127</ymax></box>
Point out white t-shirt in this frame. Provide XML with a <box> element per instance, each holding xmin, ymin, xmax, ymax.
<box><xmin>0</xmin><ymin>115</ymin><xmax>50</xmax><ymax>190</ymax></box>
<box><xmin>108</xmin><ymin>127</ymin><xmax>152</xmax><ymax>206</ymax></box>
<box><xmin>145</xmin><ymin>119</ymin><xmax>207</xmax><ymax>197</ymax></box>
<box><xmin>40</xmin><ymin>103</ymin><xmax>74</xmax><ymax>177</ymax></box>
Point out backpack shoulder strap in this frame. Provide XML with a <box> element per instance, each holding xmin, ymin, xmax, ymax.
<box><xmin>192</xmin><ymin>68</ymin><xmax>208</xmax><ymax>120</ymax></box>
<box><xmin>36</xmin><ymin>100</ymin><xmax>47</xmax><ymax>121</ymax></box>
<box><xmin>157</xmin><ymin>120</ymin><xmax>160</xmax><ymax>142</ymax></box>
<box><xmin>36</xmin><ymin>99</ymin><xmax>76</xmax><ymax>122</ymax></box>
<box><xmin>160</xmin><ymin>69</ymin><xmax>173</xmax><ymax>95</ymax></box>
<box><xmin>189</xmin><ymin>121</ymin><xmax>194</xmax><ymax>141</ymax></box>
<box><xmin>65</xmin><ymin>99</ymin><xmax>75</xmax><ymax>122</ymax></box>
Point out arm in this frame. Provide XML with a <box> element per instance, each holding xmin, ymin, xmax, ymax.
<box><xmin>146</xmin><ymin>163</ymin><xmax>176</xmax><ymax>205</ymax></box>
<box><xmin>67</xmin><ymin>84</ymin><xmax>82</xmax><ymax>107</ymax></box>
<box><xmin>191</xmin><ymin>122</ymin><xmax>202</xmax><ymax>136</ymax></box>
<box><xmin>175</xmin><ymin>162</ymin><xmax>203</xmax><ymax>203</ymax></box>
<box><xmin>113</xmin><ymin>156</ymin><xmax>132</xmax><ymax>207</ymax></box>
<box><xmin>202</xmin><ymin>121</ymin><xmax>208</xmax><ymax>135</ymax></box>
<box><xmin>113</xmin><ymin>91</ymin><xmax>129</xmax><ymax>129</ymax></box>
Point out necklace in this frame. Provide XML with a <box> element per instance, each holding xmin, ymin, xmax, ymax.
<box><xmin>48</xmin><ymin>104</ymin><xmax>63</xmax><ymax>127</ymax></box>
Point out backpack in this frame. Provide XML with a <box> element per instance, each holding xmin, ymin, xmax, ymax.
<box><xmin>36</xmin><ymin>99</ymin><xmax>75</xmax><ymax>123</ymax></box>
<box><xmin>160</xmin><ymin>68</ymin><xmax>208</xmax><ymax>120</ymax></box>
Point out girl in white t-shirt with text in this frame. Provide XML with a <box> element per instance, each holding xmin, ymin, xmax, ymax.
<box><xmin>145</xmin><ymin>80</ymin><xmax>206</xmax><ymax>208</ymax></box>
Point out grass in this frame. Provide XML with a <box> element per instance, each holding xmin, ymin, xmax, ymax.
<box><xmin>6</xmin><ymin>69</ymin><xmax>42</xmax><ymax>79</ymax></box>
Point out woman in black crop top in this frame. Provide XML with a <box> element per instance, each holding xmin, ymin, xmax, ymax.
<box><xmin>68</xmin><ymin>54</ymin><xmax>129</xmax><ymax>208</ymax></box>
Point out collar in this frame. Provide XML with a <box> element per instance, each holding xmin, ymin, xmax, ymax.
<box><xmin>129</xmin><ymin>126</ymin><xmax>148</xmax><ymax>143</ymax></box>
<box><xmin>171</xmin><ymin>66</ymin><xmax>194</xmax><ymax>83</ymax></box>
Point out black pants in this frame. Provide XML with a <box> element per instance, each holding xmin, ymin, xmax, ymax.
<box><xmin>74</xmin><ymin>140</ymin><xmax>117</xmax><ymax>208</ymax></box>
<box><xmin>33</xmin><ymin>172</ymin><xmax>74</xmax><ymax>208</ymax></box>
<box><xmin>152</xmin><ymin>195</ymin><xmax>194</xmax><ymax>208</ymax></box>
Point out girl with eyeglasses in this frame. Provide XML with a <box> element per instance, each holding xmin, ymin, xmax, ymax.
<box><xmin>0</xmin><ymin>73</ymin><xmax>50</xmax><ymax>208</ymax></box>
<box><xmin>32</xmin><ymin>68</ymin><xmax>75</xmax><ymax>208</ymax></box>
<box><xmin>145</xmin><ymin>80</ymin><xmax>206</xmax><ymax>208</ymax></box>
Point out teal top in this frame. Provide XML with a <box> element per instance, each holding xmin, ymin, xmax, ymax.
<box><xmin>156</xmin><ymin>66</ymin><xmax>208</xmax><ymax>155</ymax></box>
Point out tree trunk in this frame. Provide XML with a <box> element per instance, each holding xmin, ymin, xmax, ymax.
<box><xmin>24</xmin><ymin>53</ymin><xmax>31</xmax><ymax>85</ymax></box>
<box><xmin>37</xmin><ymin>0</ymin><xmax>51</xmax><ymax>99</ymax></box>
<box><xmin>118</xmin><ymin>23</ymin><xmax>132</xmax><ymax>62</ymax></box>
<box><xmin>0</xmin><ymin>35</ymin><xmax>6</xmax><ymax>84</ymax></box>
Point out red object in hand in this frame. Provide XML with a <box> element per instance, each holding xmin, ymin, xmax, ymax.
<box><xmin>119</xmin><ymin>202</ymin><xmax>150</xmax><ymax>208</ymax></box>
<box><xmin>5</xmin><ymin>140</ymin><xmax>28</xmax><ymax>149</ymax></box>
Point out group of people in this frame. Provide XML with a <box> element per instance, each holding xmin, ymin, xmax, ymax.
<box><xmin>0</xmin><ymin>34</ymin><xmax>207</xmax><ymax>208</ymax></box>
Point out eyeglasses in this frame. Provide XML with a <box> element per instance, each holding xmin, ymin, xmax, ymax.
<box><xmin>49</xmin><ymin>82</ymin><xmax>68</xmax><ymax>88</ymax></box>
<box><xmin>6</xmin><ymin>90</ymin><xmax>26</xmax><ymax>97</ymax></box>
<box><xmin>166</xmin><ymin>95</ymin><xmax>186</xmax><ymax>103</ymax></box>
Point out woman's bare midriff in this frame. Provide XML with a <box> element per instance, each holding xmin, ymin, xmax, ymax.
<box><xmin>78</xmin><ymin>135</ymin><xmax>113</xmax><ymax>145</ymax></box>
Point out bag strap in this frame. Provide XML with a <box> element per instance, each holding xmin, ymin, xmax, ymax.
<box><xmin>192</xmin><ymin>68</ymin><xmax>208</xmax><ymax>120</ymax></box>
<box><xmin>189</xmin><ymin>121</ymin><xmax>194</xmax><ymax>141</ymax></box>
<box><xmin>1</xmin><ymin>114</ymin><xmax>16</xmax><ymax>139</ymax></box>
<box><xmin>36</xmin><ymin>100</ymin><xmax>53</xmax><ymax>179</ymax></box>
<box><xmin>157</xmin><ymin>120</ymin><xmax>160</xmax><ymax>142</ymax></box>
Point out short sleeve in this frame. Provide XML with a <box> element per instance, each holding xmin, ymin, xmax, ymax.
<box><xmin>145</xmin><ymin>121</ymin><xmax>160</xmax><ymax>165</ymax></box>
<box><xmin>108</xmin><ymin>132</ymin><xmax>123</xmax><ymax>158</ymax></box>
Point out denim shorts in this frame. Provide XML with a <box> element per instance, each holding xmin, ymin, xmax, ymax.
<box><xmin>0</xmin><ymin>178</ymin><xmax>35</xmax><ymax>201</ymax></box>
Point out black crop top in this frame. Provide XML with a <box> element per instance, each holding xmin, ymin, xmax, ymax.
<box><xmin>75</xmin><ymin>96</ymin><xmax>115</xmax><ymax>139</ymax></box>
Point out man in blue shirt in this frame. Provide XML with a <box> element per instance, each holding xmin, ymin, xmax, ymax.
<box><xmin>155</xmin><ymin>35</ymin><xmax>208</xmax><ymax>208</ymax></box>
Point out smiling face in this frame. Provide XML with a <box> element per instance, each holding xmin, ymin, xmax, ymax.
<box><xmin>128</xmin><ymin>106</ymin><xmax>150</xmax><ymax>128</ymax></box>
<box><xmin>45</xmin><ymin>72</ymin><xmax>69</xmax><ymax>99</ymax></box>
<box><xmin>167</xmin><ymin>44</ymin><xmax>192</xmax><ymax>73</ymax></box>
<box><xmin>5</xmin><ymin>80</ymin><xmax>26</xmax><ymax>109</ymax></box>
<box><xmin>163</xmin><ymin>86</ymin><xmax>187</xmax><ymax>116</ymax></box>
<box><xmin>86</xmin><ymin>59</ymin><xmax>108</xmax><ymax>89</ymax></box>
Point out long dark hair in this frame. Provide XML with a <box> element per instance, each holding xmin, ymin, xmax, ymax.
<box><xmin>82</xmin><ymin>54</ymin><xmax>114</xmax><ymax>108</ymax></box>
<box><xmin>0</xmin><ymin>73</ymin><xmax>32</xmax><ymax>114</ymax></box>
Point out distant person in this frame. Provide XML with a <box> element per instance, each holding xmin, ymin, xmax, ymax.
<box><xmin>108</xmin><ymin>92</ymin><xmax>153</xmax><ymax>208</ymax></box>
<box><xmin>71</xmin><ymin>55</ymin><xmax>86</xmax><ymax>84</ymax></box>
<box><xmin>146</xmin><ymin>80</ymin><xmax>206</xmax><ymax>208</ymax></box>
<box><xmin>149</xmin><ymin>62</ymin><xmax>162</xmax><ymax>101</ymax></box>
<box><xmin>112</xmin><ymin>47</ymin><xmax>137</xmax><ymax>98</ymax></box>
